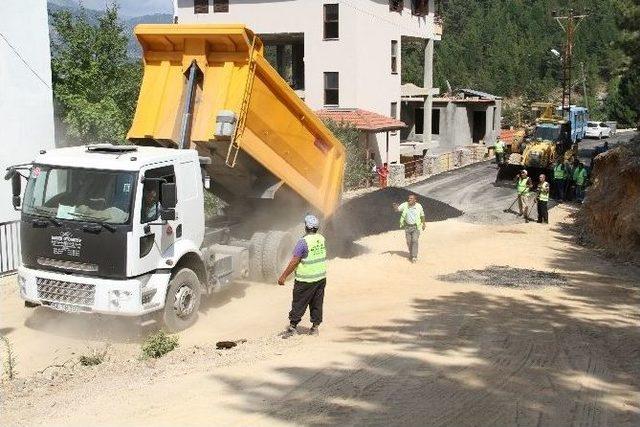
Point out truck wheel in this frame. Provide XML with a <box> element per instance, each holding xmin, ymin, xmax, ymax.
<box><xmin>262</xmin><ymin>231</ymin><xmax>294</xmax><ymax>283</ymax></box>
<box><xmin>163</xmin><ymin>268</ymin><xmax>201</xmax><ymax>332</ymax></box>
<box><xmin>249</xmin><ymin>232</ymin><xmax>267</xmax><ymax>281</ymax></box>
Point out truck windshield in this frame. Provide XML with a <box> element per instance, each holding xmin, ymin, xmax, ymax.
<box><xmin>22</xmin><ymin>165</ymin><xmax>136</xmax><ymax>224</ymax></box>
<box><xmin>533</xmin><ymin>125</ymin><xmax>561</xmax><ymax>142</ymax></box>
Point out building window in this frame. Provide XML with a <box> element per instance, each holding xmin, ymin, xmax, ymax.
<box><xmin>389</xmin><ymin>0</ymin><xmax>404</xmax><ymax>12</ymax></box>
<box><xmin>391</xmin><ymin>40</ymin><xmax>399</xmax><ymax>74</ymax></box>
<box><xmin>194</xmin><ymin>0</ymin><xmax>209</xmax><ymax>14</ymax></box>
<box><xmin>432</xmin><ymin>108</ymin><xmax>440</xmax><ymax>135</ymax></box>
<box><xmin>213</xmin><ymin>0</ymin><xmax>229</xmax><ymax>13</ymax></box>
<box><xmin>411</xmin><ymin>0</ymin><xmax>429</xmax><ymax>16</ymax></box>
<box><xmin>324</xmin><ymin>72</ymin><xmax>339</xmax><ymax>106</ymax></box>
<box><xmin>324</xmin><ymin>4</ymin><xmax>339</xmax><ymax>39</ymax></box>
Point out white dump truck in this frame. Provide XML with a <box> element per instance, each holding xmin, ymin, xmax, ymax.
<box><xmin>5</xmin><ymin>25</ymin><xmax>344</xmax><ymax>331</ymax></box>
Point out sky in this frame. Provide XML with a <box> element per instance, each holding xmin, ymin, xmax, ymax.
<box><xmin>51</xmin><ymin>0</ymin><xmax>173</xmax><ymax>17</ymax></box>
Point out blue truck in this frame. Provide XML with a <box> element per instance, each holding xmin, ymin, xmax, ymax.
<box><xmin>556</xmin><ymin>105</ymin><xmax>589</xmax><ymax>143</ymax></box>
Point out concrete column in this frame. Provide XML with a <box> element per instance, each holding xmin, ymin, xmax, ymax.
<box><xmin>422</xmin><ymin>38</ymin><xmax>434</xmax><ymax>147</ymax></box>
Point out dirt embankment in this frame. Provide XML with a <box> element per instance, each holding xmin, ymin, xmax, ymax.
<box><xmin>583</xmin><ymin>137</ymin><xmax>640</xmax><ymax>262</ymax></box>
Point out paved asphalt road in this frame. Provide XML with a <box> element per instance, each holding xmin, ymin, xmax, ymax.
<box><xmin>409</xmin><ymin>131</ymin><xmax>637</xmax><ymax>225</ymax></box>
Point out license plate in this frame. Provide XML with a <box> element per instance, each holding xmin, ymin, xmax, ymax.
<box><xmin>49</xmin><ymin>302</ymin><xmax>83</xmax><ymax>313</ymax></box>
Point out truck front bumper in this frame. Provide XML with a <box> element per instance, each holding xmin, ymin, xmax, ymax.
<box><xmin>17</xmin><ymin>266</ymin><xmax>170</xmax><ymax>316</ymax></box>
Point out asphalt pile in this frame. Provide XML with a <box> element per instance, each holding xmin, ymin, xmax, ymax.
<box><xmin>437</xmin><ymin>265</ymin><xmax>568</xmax><ymax>289</ymax></box>
<box><xmin>328</xmin><ymin>187</ymin><xmax>462</xmax><ymax>258</ymax></box>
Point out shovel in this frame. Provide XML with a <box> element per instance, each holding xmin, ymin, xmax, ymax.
<box><xmin>503</xmin><ymin>195</ymin><xmax>520</xmax><ymax>214</ymax></box>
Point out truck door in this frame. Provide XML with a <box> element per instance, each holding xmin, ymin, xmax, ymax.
<box><xmin>130</xmin><ymin>165</ymin><xmax>177</xmax><ymax>276</ymax></box>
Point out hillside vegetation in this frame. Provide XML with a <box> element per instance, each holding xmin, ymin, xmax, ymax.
<box><xmin>404</xmin><ymin>0</ymin><xmax>639</xmax><ymax>127</ymax></box>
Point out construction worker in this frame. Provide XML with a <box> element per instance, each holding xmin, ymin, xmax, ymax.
<box><xmin>377</xmin><ymin>163</ymin><xmax>389</xmax><ymax>188</ymax></box>
<box><xmin>573</xmin><ymin>162</ymin><xmax>588</xmax><ymax>203</ymax></box>
<box><xmin>515</xmin><ymin>169</ymin><xmax>533</xmax><ymax>222</ymax></box>
<box><xmin>392</xmin><ymin>194</ymin><xmax>426</xmax><ymax>263</ymax></box>
<box><xmin>537</xmin><ymin>174</ymin><xmax>550</xmax><ymax>224</ymax></box>
<box><xmin>278</xmin><ymin>214</ymin><xmax>326</xmax><ymax>337</ymax></box>
<box><xmin>553</xmin><ymin>159</ymin><xmax>568</xmax><ymax>201</ymax></box>
<box><xmin>494</xmin><ymin>138</ymin><xmax>505</xmax><ymax>166</ymax></box>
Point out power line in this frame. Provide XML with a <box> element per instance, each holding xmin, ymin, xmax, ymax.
<box><xmin>0</xmin><ymin>31</ymin><xmax>52</xmax><ymax>90</ymax></box>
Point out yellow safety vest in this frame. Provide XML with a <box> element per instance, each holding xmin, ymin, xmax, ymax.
<box><xmin>554</xmin><ymin>164</ymin><xmax>566</xmax><ymax>179</ymax></box>
<box><xmin>516</xmin><ymin>177</ymin><xmax>529</xmax><ymax>195</ymax></box>
<box><xmin>538</xmin><ymin>182</ymin><xmax>549</xmax><ymax>202</ymax></box>
<box><xmin>494</xmin><ymin>140</ymin><xmax>505</xmax><ymax>153</ymax></box>
<box><xmin>573</xmin><ymin>168</ymin><xmax>587</xmax><ymax>186</ymax></box>
<box><xmin>295</xmin><ymin>234</ymin><xmax>327</xmax><ymax>283</ymax></box>
<box><xmin>399</xmin><ymin>202</ymin><xmax>424</xmax><ymax>229</ymax></box>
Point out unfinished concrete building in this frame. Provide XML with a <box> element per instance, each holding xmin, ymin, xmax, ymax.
<box><xmin>401</xmin><ymin>88</ymin><xmax>502</xmax><ymax>155</ymax></box>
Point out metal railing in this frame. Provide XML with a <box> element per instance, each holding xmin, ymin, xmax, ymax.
<box><xmin>0</xmin><ymin>220</ymin><xmax>20</xmax><ymax>276</ymax></box>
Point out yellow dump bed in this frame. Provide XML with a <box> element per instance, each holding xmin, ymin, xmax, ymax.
<box><xmin>127</xmin><ymin>25</ymin><xmax>345</xmax><ymax>216</ymax></box>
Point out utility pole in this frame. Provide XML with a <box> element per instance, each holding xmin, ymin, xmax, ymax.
<box><xmin>580</xmin><ymin>62</ymin><xmax>589</xmax><ymax>112</ymax></box>
<box><xmin>552</xmin><ymin>9</ymin><xmax>588</xmax><ymax>117</ymax></box>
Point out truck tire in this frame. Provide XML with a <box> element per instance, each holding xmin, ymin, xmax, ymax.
<box><xmin>163</xmin><ymin>268</ymin><xmax>201</xmax><ymax>332</ymax></box>
<box><xmin>262</xmin><ymin>231</ymin><xmax>294</xmax><ymax>283</ymax></box>
<box><xmin>249</xmin><ymin>232</ymin><xmax>268</xmax><ymax>281</ymax></box>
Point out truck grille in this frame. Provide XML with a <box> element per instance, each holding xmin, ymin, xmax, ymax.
<box><xmin>37</xmin><ymin>278</ymin><xmax>95</xmax><ymax>307</ymax></box>
<box><xmin>37</xmin><ymin>257</ymin><xmax>98</xmax><ymax>272</ymax></box>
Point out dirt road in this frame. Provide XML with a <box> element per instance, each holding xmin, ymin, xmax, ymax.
<box><xmin>2</xmin><ymin>163</ymin><xmax>639</xmax><ymax>426</ymax></box>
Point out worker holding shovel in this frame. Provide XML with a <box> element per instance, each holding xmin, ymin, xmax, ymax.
<box><xmin>515</xmin><ymin>170</ymin><xmax>533</xmax><ymax>222</ymax></box>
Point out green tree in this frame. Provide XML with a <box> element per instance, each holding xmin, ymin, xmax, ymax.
<box><xmin>426</xmin><ymin>0</ymin><xmax>624</xmax><ymax>106</ymax></box>
<box><xmin>322</xmin><ymin>119</ymin><xmax>369</xmax><ymax>190</ymax></box>
<box><xmin>616</xmin><ymin>0</ymin><xmax>640</xmax><ymax>127</ymax></box>
<box><xmin>50</xmin><ymin>3</ymin><xmax>141</xmax><ymax>145</ymax></box>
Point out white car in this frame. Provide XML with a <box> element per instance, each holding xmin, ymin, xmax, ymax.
<box><xmin>585</xmin><ymin>121</ymin><xmax>612</xmax><ymax>139</ymax></box>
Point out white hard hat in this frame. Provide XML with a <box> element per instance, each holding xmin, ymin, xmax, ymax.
<box><xmin>304</xmin><ymin>214</ymin><xmax>320</xmax><ymax>229</ymax></box>
<box><xmin>521</xmin><ymin>169</ymin><xmax>528</xmax><ymax>175</ymax></box>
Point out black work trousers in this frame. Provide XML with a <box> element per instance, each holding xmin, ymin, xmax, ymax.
<box><xmin>289</xmin><ymin>279</ymin><xmax>326</xmax><ymax>326</ymax></box>
<box><xmin>537</xmin><ymin>200</ymin><xmax>548</xmax><ymax>223</ymax></box>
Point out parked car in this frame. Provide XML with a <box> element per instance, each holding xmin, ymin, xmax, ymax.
<box><xmin>605</xmin><ymin>121</ymin><xmax>617</xmax><ymax>135</ymax></box>
<box><xmin>585</xmin><ymin>121</ymin><xmax>612</xmax><ymax>139</ymax></box>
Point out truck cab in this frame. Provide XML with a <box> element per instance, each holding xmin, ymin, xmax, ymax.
<box><xmin>11</xmin><ymin>144</ymin><xmax>250</xmax><ymax>330</ymax></box>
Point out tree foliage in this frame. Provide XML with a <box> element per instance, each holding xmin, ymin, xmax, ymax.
<box><xmin>322</xmin><ymin>119</ymin><xmax>370</xmax><ymax>190</ymax></box>
<box><xmin>50</xmin><ymin>3</ymin><xmax>141</xmax><ymax>145</ymax></box>
<box><xmin>403</xmin><ymin>0</ymin><xmax>635</xmax><ymax>124</ymax></box>
<box><xmin>605</xmin><ymin>0</ymin><xmax>640</xmax><ymax>128</ymax></box>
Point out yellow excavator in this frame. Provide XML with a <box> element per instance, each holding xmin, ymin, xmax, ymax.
<box><xmin>498</xmin><ymin>102</ymin><xmax>575</xmax><ymax>181</ymax></box>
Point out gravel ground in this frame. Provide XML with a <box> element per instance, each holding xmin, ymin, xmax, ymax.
<box><xmin>437</xmin><ymin>265</ymin><xmax>569</xmax><ymax>289</ymax></box>
<box><xmin>3</xmin><ymin>333</ymin><xmax>305</xmax><ymax>410</ymax></box>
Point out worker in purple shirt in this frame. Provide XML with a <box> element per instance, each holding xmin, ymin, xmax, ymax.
<box><xmin>278</xmin><ymin>214</ymin><xmax>327</xmax><ymax>337</ymax></box>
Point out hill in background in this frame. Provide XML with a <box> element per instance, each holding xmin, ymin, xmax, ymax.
<box><xmin>47</xmin><ymin>1</ymin><xmax>171</xmax><ymax>56</ymax></box>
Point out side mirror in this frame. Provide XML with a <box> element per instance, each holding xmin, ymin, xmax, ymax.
<box><xmin>11</xmin><ymin>172</ymin><xmax>21</xmax><ymax>196</ymax></box>
<box><xmin>11</xmin><ymin>173</ymin><xmax>21</xmax><ymax>208</ymax></box>
<box><xmin>160</xmin><ymin>182</ymin><xmax>177</xmax><ymax>209</ymax></box>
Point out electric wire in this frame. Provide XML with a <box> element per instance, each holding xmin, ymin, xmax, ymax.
<box><xmin>0</xmin><ymin>31</ymin><xmax>52</xmax><ymax>89</ymax></box>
